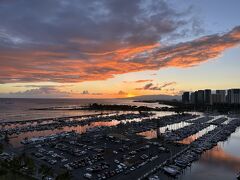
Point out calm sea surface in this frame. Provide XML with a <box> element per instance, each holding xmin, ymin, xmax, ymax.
<box><xmin>178</xmin><ymin>127</ymin><xmax>240</xmax><ymax>180</ymax></box>
<box><xmin>0</xmin><ymin>98</ymin><xmax>164</xmax><ymax>122</ymax></box>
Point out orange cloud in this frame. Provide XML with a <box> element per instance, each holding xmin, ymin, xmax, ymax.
<box><xmin>1</xmin><ymin>26</ymin><xmax>240</xmax><ymax>84</ymax></box>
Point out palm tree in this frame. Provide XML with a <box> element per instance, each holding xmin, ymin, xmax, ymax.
<box><xmin>39</xmin><ymin>164</ymin><xmax>53</xmax><ymax>178</ymax></box>
<box><xmin>0</xmin><ymin>143</ymin><xmax>3</xmax><ymax>153</ymax></box>
<box><xmin>4</xmin><ymin>133</ymin><xmax>9</xmax><ymax>143</ymax></box>
<box><xmin>56</xmin><ymin>170</ymin><xmax>72</xmax><ymax>180</ymax></box>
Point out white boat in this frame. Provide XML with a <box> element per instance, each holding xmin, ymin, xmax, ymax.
<box><xmin>163</xmin><ymin>166</ymin><xmax>179</xmax><ymax>177</ymax></box>
<box><xmin>237</xmin><ymin>172</ymin><xmax>240</xmax><ymax>180</ymax></box>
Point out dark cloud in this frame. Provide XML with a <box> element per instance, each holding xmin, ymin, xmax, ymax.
<box><xmin>0</xmin><ymin>87</ymin><xmax>106</xmax><ymax>98</ymax></box>
<box><xmin>118</xmin><ymin>90</ymin><xmax>127</xmax><ymax>95</ymax></box>
<box><xmin>0</xmin><ymin>87</ymin><xmax>70</xmax><ymax>98</ymax></box>
<box><xmin>123</xmin><ymin>79</ymin><xmax>153</xmax><ymax>83</ymax></box>
<box><xmin>136</xmin><ymin>82</ymin><xmax>176</xmax><ymax>90</ymax></box>
<box><xmin>81</xmin><ymin>90</ymin><xmax>89</xmax><ymax>94</ymax></box>
<box><xmin>80</xmin><ymin>90</ymin><xmax>103</xmax><ymax>95</ymax></box>
<box><xmin>1</xmin><ymin>26</ymin><xmax>240</xmax><ymax>83</ymax></box>
<box><xmin>14</xmin><ymin>85</ymin><xmax>56</xmax><ymax>88</ymax></box>
<box><xmin>144</xmin><ymin>83</ymin><xmax>154</xmax><ymax>90</ymax></box>
<box><xmin>0</xmin><ymin>1</ymin><xmax>239</xmax><ymax>84</ymax></box>
<box><xmin>13</xmin><ymin>84</ymin><xmax>74</xmax><ymax>89</ymax></box>
<box><xmin>161</xmin><ymin>82</ymin><xmax>177</xmax><ymax>88</ymax></box>
<box><xmin>0</xmin><ymin>0</ymin><xmax>188</xmax><ymax>50</ymax></box>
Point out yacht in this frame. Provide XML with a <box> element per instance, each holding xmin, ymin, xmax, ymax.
<box><xmin>163</xmin><ymin>166</ymin><xmax>179</xmax><ymax>177</ymax></box>
<box><xmin>237</xmin><ymin>172</ymin><xmax>240</xmax><ymax>180</ymax></box>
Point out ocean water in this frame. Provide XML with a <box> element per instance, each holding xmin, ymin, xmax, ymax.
<box><xmin>0</xmin><ymin>98</ymin><xmax>163</xmax><ymax>122</ymax></box>
<box><xmin>178</xmin><ymin>127</ymin><xmax>240</xmax><ymax>180</ymax></box>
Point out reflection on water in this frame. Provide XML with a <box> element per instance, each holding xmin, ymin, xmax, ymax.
<box><xmin>153</xmin><ymin>111</ymin><xmax>176</xmax><ymax>118</ymax></box>
<box><xmin>91</xmin><ymin>120</ymin><xmax>120</xmax><ymax>127</ymax></box>
<box><xmin>159</xmin><ymin>121</ymin><xmax>190</xmax><ymax>134</ymax></box>
<box><xmin>137</xmin><ymin>121</ymin><xmax>191</xmax><ymax>139</ymax></box>
<box><xmin>10</xmin><ymin>129</ymin><xmax>63</xmax><ymax>147</ymax></box>
<box><xmin>201</xmin><ymin>146</ymin><xmax>240</xmax><ymax>171</ymax></box>
<box><xmin>123</xmin><ymin>111</ymin><xmax>175</xmax><ymax>124</ymax></box>
<box><xmin>137</xmin><ymin>129</ymin><xmax>157</xmax><ymax>139</ymax></box>
<box><xmin>1</xmin><ymin>109</ymin><xmax>101</xmax><ymax>122</ymax></box>
<box><xmin>179</xmin><ymin>127</ymin><xmax>240</xmax><ymax>180</ymax></box>
<box><xmin>9</xmin><ymin>121</ymin><xmax>120</xmax><ymax>147</ymax></box>
<box><xmin>178</xmin><ymin>125</ymin><xmax>216</xmax><ymax>144</ymax></box>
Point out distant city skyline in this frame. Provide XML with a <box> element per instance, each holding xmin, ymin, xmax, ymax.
<box><xmin>0</xmin><ymin>0</ymin><xmax>240</xmax><ymax>98</ymax></box>
<box><xmin>182</xmin><ymin>88</ymin><xmax>240</xmax><ymax>104</ymax></box>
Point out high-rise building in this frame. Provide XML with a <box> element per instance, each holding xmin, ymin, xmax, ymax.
<box><xmin>190</xmin><ymin>92</ymin><xmax>196</xmax><ymax>104</ymax></box>
<box><xmin>204</xmin><ymin>89</ymin><xmax>212</xmax><ymax>104</ymax></box>
<box><xmin>212</xmin><ymin>94</ymin><xmax>221</xmax><ymax>104</ymax></box>
<box><xmin>216</xmin><ymin>90</ymin><xmax>226</xmax><ymax>103</ymax></box>
<box><xmin>227</xmin><ymin>89</ymin><xmax>240</xmax><ymax>104</ymax></box>
<box><xmin>197</xmin><ymin>90</ymin><xmax>205</xmax><ymax>104</ymax></box>
<box><xmin>226</xmin><ymin>89</ymin><xmax>231</xmax><ymax>104</ymax></box>
<box><xmin>182</xmin><ymin>92</ymin><xmax>190</xmax><ymax>104</ymax></box>
<box><xmin>183</xmin><ymin>88</ymin><xmax>240</xmax><ymax>105</ymax></box>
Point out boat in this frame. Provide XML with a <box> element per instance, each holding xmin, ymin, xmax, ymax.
<box><xmin>237</xmin><ymin>172</ymin><xmax>240</xmax><ymax>180</ymax></box>
<box><xmin>163</xmin><ymin>166</ymin><xmax>179</xmax><ymax>177</ymax></box>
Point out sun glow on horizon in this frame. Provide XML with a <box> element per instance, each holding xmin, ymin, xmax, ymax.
<box><xmin>127</xmin><ymin>93</ymin><xmax>136</xmax><ymax>98</ymax></box>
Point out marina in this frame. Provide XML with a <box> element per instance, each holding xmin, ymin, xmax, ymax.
<box><xmin>0</xmin><ymin>103</ymin><xmax>239</xmax><ymax>180</ymax></box>
<box><xmin>1</xmin><ymin>1</ymin><xmax>240</xmax><ymax>179</ymax></box>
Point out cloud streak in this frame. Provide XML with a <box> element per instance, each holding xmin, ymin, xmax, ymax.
<box><xmin>135</xmin><ymin>82</ymin><xmax>176</xmax><ymax>90</ymax></box>
<box><xmin>118</xmin><ymin>90</ymin><xmax>127</xmax><ymax>95</ymax></box>
<box><xmin>0</xmin><ymin>1</ymin><xmax>240</xmax><ymax>84</ymax></box>
<box><xmin>0</xmin><ymin>86</ymin><xmax>108</xmax><ymax>98</ymax></box>
<box><xmin>123</xmin><ymin>79</ymin><xmax>153</xmax><ymax>83</ymax></box>
<box><xmin>0</xmin><ymin>87</ymin><xmax>70</xmax><ymax>98</ymax></box>
<box><xmin>1</xmin><ymin>26</ymin><xmax>240</xmax><ymax>84</ymax></box>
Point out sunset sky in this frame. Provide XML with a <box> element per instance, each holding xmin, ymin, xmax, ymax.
<box><xmin>0</xmin><ymin>0</ymin><xmax>240</xmax><ymax>98</ymax></box>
